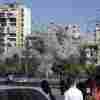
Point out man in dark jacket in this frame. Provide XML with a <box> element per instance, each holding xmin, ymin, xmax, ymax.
<box><xmin>41</xmin><ymin>80</ymin><xmax>56</xmax><ymax>100</ymax></box>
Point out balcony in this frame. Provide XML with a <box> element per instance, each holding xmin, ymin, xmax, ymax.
<box><xmin>10</xmin><ymin>22</ymin><xmax>16</xmax><ymax>26</ymax></box>
<box><xmin>8</xmin><ymin>37</ymin><xmax>16</xmax><ymax>41</ymax></box>
<box><xmin>0</xmin><ymin>33</ymin><xmax>5</xmax><ymax>37</ymax></box>
<box><xmin>0</xmin><ymin>13</ymin><xmax>5</xmax><ymax>17</ymax></box>
<box><xmin>0</xmin><ymin>38</ymin><xmax>4</xmax><ymax>41</ymax></box>
<box><xmin>0</xmin><ymin>48</ymin><xmax>5</xmax><ymax>54</ymax></box>
<box><xmin>0</xmin><ymin>22</ymin><xmax>6</xmax><ymax>26</ymax></box>
<box><xmin>96</xmin><ymin>27</ymin><xmax>100</xmax><ymax>31</ymax></box>
<box><xmin>3</xmin><ymin>26</ymin><xmax>16</xmax><ymax>33</ymax></box>
<box><xmin>0</xmin><ymin>43</ymin><xmax>5</xmax><ymax>46</ymax></box>
<box><xmin>0</xmin><ymin>18</ymin><xmax>6</xmax><ymax>23</ymax></box>
<box><xmin>8</xmin><ymin>33</ymin><xmax>16</xmax><ymax>37</ymax></box>
<box><xmin>7</xmin><ymin>13</ymin><xmax>16</xmax><ymax>18</ymax></box>
<box><xmin>8</xmin><ymin>26</ymin><xmax>16</xmax><ymax>33</ymax></box>
<box><xmin>9</xmin><ymin>18</ymin><xmax>16</xmax><ymax>22</ymax></box>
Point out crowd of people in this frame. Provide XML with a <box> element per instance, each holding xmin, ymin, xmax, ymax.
<box><xmin>40</xmin><ymin>73</ymin><xmax>100</xmax><ymax>100</ymax></box>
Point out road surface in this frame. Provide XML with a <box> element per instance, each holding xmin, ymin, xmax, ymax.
<box><xmin>55</xmin><ymin>95</ymin><xmax>64</xmax><ymax>100</ymax></box>
<box><xmin>0</xmin><ymin>85</ymin><xmax>64</xmax><ymax>100</ymax></box>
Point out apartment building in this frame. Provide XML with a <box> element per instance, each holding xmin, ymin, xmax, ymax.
<box><xmin>0</xmin><ymin>3</ymin><xmax>31</xmax><ymax>55</ymax></box>
<box><xmin>16</xmin><ymin>5</ymin><xmax>31</xmax><ymax>48</ymax></box>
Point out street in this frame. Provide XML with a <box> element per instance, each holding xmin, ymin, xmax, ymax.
<box><xmin>0</xmin><ymin>84</ymin><xmax>64</xmax><ymax>100</ymax></box>
<box><xmin>55</xmin><ymin>95</ymin><xmax>64</xmax><ymax>100</ymax></box>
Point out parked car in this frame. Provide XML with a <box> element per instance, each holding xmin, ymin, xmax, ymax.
<box><xmin>0</xmin><ymin>85</ymin><xmax>49</xmax><ymax>100</ymax></box>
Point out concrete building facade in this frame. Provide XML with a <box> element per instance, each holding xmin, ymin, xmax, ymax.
<box><xmin>16</xmin><ymin>5</ymin><xmax>31</xmax><ymax>48</ymax></box>
<box><xmin>0</xmin><ymin>3</ymin><xmax>31</xmax><ymax>55</ymax></box>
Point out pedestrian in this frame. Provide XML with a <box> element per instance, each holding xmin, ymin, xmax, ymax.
<box><xmin>85</xmin><ymin>78</ymin><xmax>96</xmax><ymax>100</ymax></box>
<box><xmin>95</xmin><ymin>87</ymin><xmax>100</xmax><ymax>100</ymax></box>
<box><xmin>41</xmin><ymin>80</ymin><xmax>56</xmax><ymax>100</ymax></box>
<box><xmin>95</xmin><ymin>80</ymin><xmax>100</xmax><ymax>100</ymax></box>
<box><xmin>77</xmin><ymin>81</ymin><xmax>87</xmax><ymax>100</ymax></box>
<box><xmin>59</xmin><ymin>79</ymin><xmax>66</xmax><ymax>95</ymax></box>
<box><xmin>64</xmin><ymin>75</ymin><xmax>83</xmax><ymax>100</ymax></box>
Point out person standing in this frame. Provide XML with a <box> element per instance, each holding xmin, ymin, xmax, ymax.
<box><xmin>77</xmin><ymin>81</ymin><xmax>87</xmax><ymax>100</ymax></box>
<box><xmin>95</xmin><ymin>80</ymin><xmax>100</xmax><ymax>100</ymax></box>
<box><xmin>41</xmin><ymin>80</ymin><xmax>56</xmax><ymax>100</ymax></box>
<box><xmin>64</xmin><ymin>75</ymin><xmax>83</xmax><ymax>100</ymax></box>
<box><xmin>59</xmin><ymin>79</ymin><xmax>66</xmax><ymax>95</ymax></box>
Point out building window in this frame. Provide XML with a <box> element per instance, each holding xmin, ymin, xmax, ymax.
<box><xmin>0</xmin><ymin>39</ymin><xmax>4</xmax><ymax>42</ymax></box>
<box><xmin>7</xmin><ymin>42</ymin><xmax>12</xmax><ymax>47</ymax></box>
<box><xmin>0</xmin><ymin>33</ymin><xmax>5</xmax><ymax>37</ymax></box>
<box><xmin>0</xmin><ymin>48</ymin><xmax>5</xmax><ymax>53</ymax></box>
<box><xmin>9</xmin><ymin>33</ymin><xmax>16</xmax><ymax>37</ymax></box>
<box><xmin>8</xmin><ymin>38</ymin><xmax>16</xmax><ymax>41</ymax></box>
<box><xmin>9</xmin><ymin>4</ymin><xmax>15</xmax><ymax>8</ymax></box>
<box><xmin>0</xmin><ymin>13</ymin><xmax>5</xmax><ymax>17</ymax></box>
<box><xmin>21</xmin><ymin>23</ymin><xmax>24</xmax><ymax>26</ymax></box>
<box><xmin>21</xmin><ymin>9</ymin><xmax>24</xmax><ymax>12</ymax></box>
<box><xmin>1</xmin><ymin>22</ymin><xmax>6</xmax><ymax>26</ymax></box>
<box><xmin>21</xmin><ymin>18</ymin><xmax>24</xmax><ymax>22</ymax></box>
<box><xmin>10</xmin><ymin>22</ymin><xmax>16</xmax><ymax>26</ymax></box>
<box><xmin>73</xmin><ymin>25</ymin><xmax>76</xmax><ymax>28</ymax></box>
<box><xmin>72</xmin><ymin>30</ymin><xmax>76</xmax><ymax>33</ymax></box>
<box><xmin>65</xmin><ymin>26</ymin><xmax>69</xmax><ymax>31</ymax></box>
<box><xmin>0</xmin><ymin>18</ymin><xmax>6</xmax><ymax>22</ymax></box>
<box><xmin>7</xmin><ymin>13</ymin><xmax>14</xmax><ymax>17</ymax></box>
<box><xmin>9</xmin><ymin>18</ymin><xmax>16</xmax><ymax>22</ymax></box>
<box><xmin>0</xmin><ymin>43</ymin><xmax>5</xmax><ymax>46</ymax></box>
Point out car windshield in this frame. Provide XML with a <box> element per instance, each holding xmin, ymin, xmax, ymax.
<box><xmin>0</xmin><ymin>89</ymin><xmax>48</xmax><ymax>100</ymax></box>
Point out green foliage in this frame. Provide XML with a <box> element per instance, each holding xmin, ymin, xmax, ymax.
<box><xmin>64</xmin><ymin>64</ymin><xmax>96</xmax><ymax>76</ymax></box>
<box><xmin>0</xmin><ymin>64</ymin><xmax>20</xmax><ymax>73</ymax></box>
<box><xmin>64</xmin><ymin>64</ymin><xmax>82</xmax><ymax>74</ymax></box>
<box><xmin>83</xmin><ymin>64</ymin><xmax>96</xmax><ymax>75</ymax></box>
<box><xmin>0</xmin><ymin>64</ymin><xmax>6</xmax><ymax>73</ymax></box>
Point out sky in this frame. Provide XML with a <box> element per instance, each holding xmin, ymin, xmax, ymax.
<box><xmin>0</xmin><ymin>0</ymin><xmax>100</xmax><ymax>32</ymax></box>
